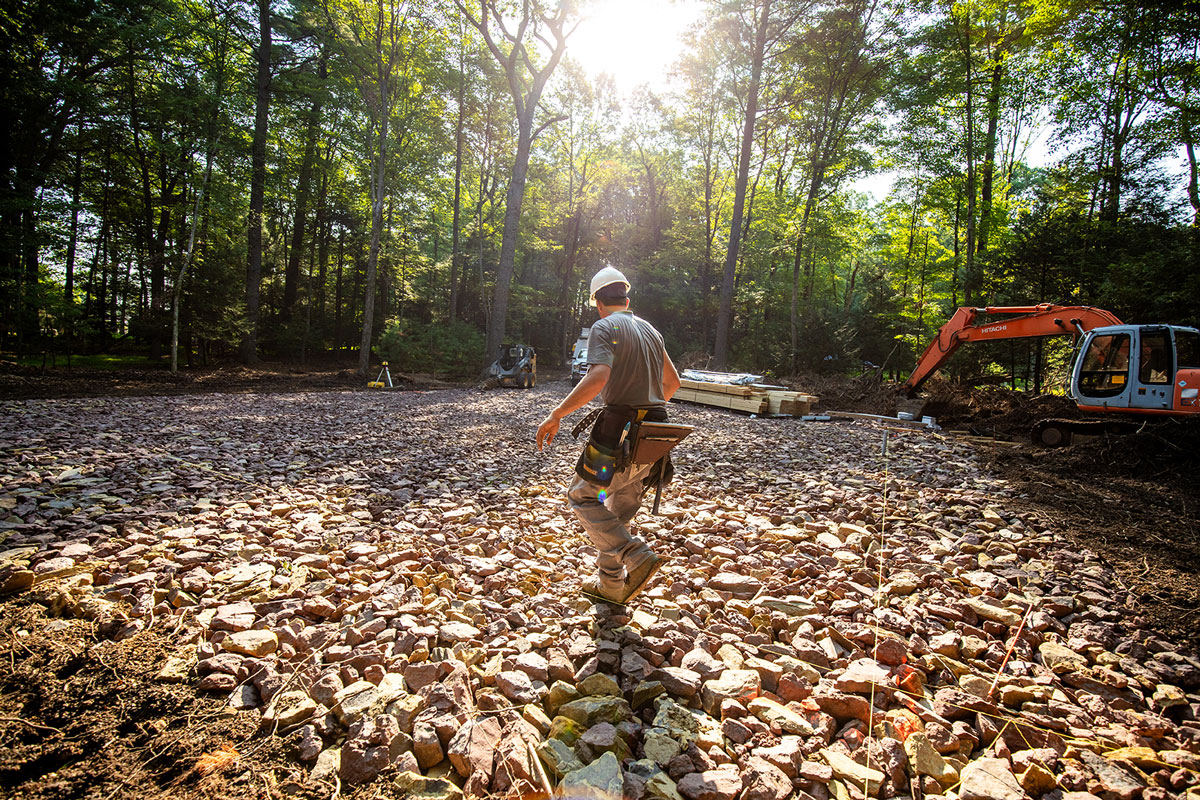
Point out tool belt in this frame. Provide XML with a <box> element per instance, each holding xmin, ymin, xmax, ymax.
<box><xmin>574</xmin><ymin>405</ymin><xmax>692</xmax><ymax>490</ymax></box>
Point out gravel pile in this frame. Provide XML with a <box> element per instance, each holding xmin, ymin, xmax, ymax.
<box><xmin>1</xmin><ymin>388</ymin><xmax>1198</xmax><ymax>800</ymax></box>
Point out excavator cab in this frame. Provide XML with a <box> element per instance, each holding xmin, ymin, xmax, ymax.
<box><xmin>902</xmin><ymin>305</ymin><xmax>1200</xmax><ymax>446</ymax></box>
<box><xmin>1073</xmin><ymin>325</ymin><xmax>1200</xmax><ymax>413</ymax></box>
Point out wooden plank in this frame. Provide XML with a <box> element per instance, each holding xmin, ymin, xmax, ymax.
<box><xmin>675</xmin><ymin>387</ymin><xmax>732</xmax><ymax>409</ymax></box>
<box><xmin>827</xmin><ymin>411</ymin><xmax>929</xmax><ymax>429</ymax></box>
<box><xmin>765</xmin><ymin>390</ymin><xmax>815</xmax><ymax>416</ymax></box>
<box><xmin>764</xmin><ymin>389</ymin><xmax>819</xmax><ymax>402</ymax></box>
<box><xmin>679</xmin><ymin>378</ymin><xmax>756</xmax><ymax>397</ymax></box>
<box><xmin>730</xmin><ymin>395</ymin><xmax>767</xmax><ymax>414</ymax></box>
<box><xmin>673</xmin><ymin>386</ymin><xmax>766</xmax><ymax>414</ymax></box>
<box><xmin>776</xmin><ymin>399</ymin><xmax>812</xmax><ymax>416</ymax></box>
<box><xmin>680</xmin><ymin>379</ymin><xmax>819</xmax><ymax>407</ymax></box>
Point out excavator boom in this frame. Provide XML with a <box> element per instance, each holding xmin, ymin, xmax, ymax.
<box><xmin>902</xmin><ymin>304</ymin><xmax>1124</xmax><ymax>396</ymax></box>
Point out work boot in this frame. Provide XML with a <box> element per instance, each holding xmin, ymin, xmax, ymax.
<box><xmin>581</xmin><ymin>576</ymin><xmax>625</xmax><ymax>605</ymax></box>
<box><xmin>621</xmin><ymin>555</ymin><xmax>663</xmax><ymax>604</ymax></box>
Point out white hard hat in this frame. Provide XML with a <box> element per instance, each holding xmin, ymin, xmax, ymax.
<box><xmin>589</xmin><ymin>266</ymin><xmax>630</xmax><ymax>305</ymax></box>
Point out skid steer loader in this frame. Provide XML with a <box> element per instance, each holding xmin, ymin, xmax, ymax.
<box><xmin>486</xmin><ymin>344</ymin><xmax>537</xmax><ymax>388</ymax></box>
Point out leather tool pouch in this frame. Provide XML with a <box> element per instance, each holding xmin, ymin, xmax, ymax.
<box><xmin>628</xmin><ymin>421</ymin><xmax>694</xmax><ymax>466</ymax></box>
<box><xmin>575</xmin><ymin>439</ymin><xmax>621</xmax><ymax>486</ymax></box>
<box><xmin>575</xmin><ymin>407</ymin><xmax>689</xmax><ymax>488</ymax></box>
<box><xmin>574</xmin><ymin>408</ymin><xmax>638</xmax><ymax>487</ymax></box>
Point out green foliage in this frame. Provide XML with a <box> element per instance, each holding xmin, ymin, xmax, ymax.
<box><xmin>375</xmin><ymin>318</ymin><xmax>484</xmax><ymax>378</ymax></box>
<box><xmin>4</xmin><ymin>0</ymin><xmax>1197</xmax><ymax>390</ymax></box>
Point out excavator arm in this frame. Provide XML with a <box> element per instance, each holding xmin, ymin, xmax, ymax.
<box><xmin>902</xmin><ymin>304</ymin><xmax>1124</xmax><ymax>397</ymax></box>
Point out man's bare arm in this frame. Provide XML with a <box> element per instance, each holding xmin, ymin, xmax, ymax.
<box><xmin>662</xmin><ymin>351</ymin><xmax>681</xmax><ymax>401</ymax></box>
<box><xmin>536</xmin><ymin>364</ymin><xmax>611</xmax><ymax>450</ymax></box>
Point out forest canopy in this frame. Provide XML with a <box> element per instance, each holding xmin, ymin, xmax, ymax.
<box><xmin>2</xmin><ymin>0</ymin><xmax>1198</xmax><ymax>387</ymax></box>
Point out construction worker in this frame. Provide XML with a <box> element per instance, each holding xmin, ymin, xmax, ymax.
<box><xmin>536</xmin><ymin>266</ymin><xmax>682</xmax><ymax>604</ymax></box>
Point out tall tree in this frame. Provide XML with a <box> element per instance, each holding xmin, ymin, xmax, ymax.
<box><xmin>675</xmin><ymin>26</ymin><xmax>738</xmax><ymax>349</ymax></box>
<box><xmin>242</xmin><ymin>0</ymin><xmax>273</xmax><ymax>363</ymax></box>
<box><xmin>333</xmin><ymin>0</ymin><xmax>441</xmax><ymax>375</ymax></box>
<box><xmin>282</xmin><ymin>48</ymin><xmax>329</xmax><ymax>321</ymax></box>
<box><xmin>172</xmin><ymin>0</ymin><xmax>234</xmax><ymax>372</ymax></box>
<box><xmin>549</xmin><ymin>64</ymin><xmax>616</xmax><ymax>355</ymax></box>
<box><xmin>0</xmin><ymin>0</ymin><xmax>154</xmax><ymax>349</ymax></box>
<box><xmin>974</xmin><ymin>2</ymin><xmax>1026</xmax><ymax>258</ymax></box>
<box><xmin>712</xmin><ymin>0</ymin><xmax>810</xmax><ymax>369</ymax></box>
<box><xmin>783</xmin><ymin>0</ymin><xmax>892</xmax><ymax>370</ymax></box>
<box><xmin>449</xmin><ymin>17</ymin><xmax>472</xmax><ymax>323</ymax></box>
<box><xmin>1035</xmin><ymin>1</ymin><xmax>1167</xmax><ymax>224</ymax></box>
<box><xmin>458</xmin><ymin>0</ymin><xmax>572</xmax><ymax>368</ymax></box>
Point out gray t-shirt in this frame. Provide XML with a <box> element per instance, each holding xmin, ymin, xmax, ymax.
<box><xmin>587</xmin><ymin>310</ymin><xmax>667</xmax><ymax>408</ymax></box>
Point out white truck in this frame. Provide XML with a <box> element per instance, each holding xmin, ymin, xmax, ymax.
<box><xmin>570</xmin><ymin>327</ymin><xmax>590</xmax><ymax>384</ymax></box>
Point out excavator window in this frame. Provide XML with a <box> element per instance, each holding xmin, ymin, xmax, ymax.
<box><xmin>1078</xmin><ymin>333</ymin><xmax>1130</xmax><ymax>398</ymax></box>
<box><xmin>1177</xmin><ymin>331</ymin><xmax>1200</xmax><ymax>370</ymax></box>
<box><xmin>1138</xmin><ymin>332</ymin><xmax>1171</xmax><ymax>385</ymax></box>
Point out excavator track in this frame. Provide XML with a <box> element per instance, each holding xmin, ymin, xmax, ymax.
<box><xmin>1030</xmin><ymin>418</ymin><xmax>1145</xmax><ymax>447</ymax></box>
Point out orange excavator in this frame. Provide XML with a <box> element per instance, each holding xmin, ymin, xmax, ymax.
<box><xmin>902</xmin><ymin>304</ymin><xmax>1200</xmax><ymax>445</ymax></box>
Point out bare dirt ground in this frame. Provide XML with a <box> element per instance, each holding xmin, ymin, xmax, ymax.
<box><xmin>786</xmin><ymin>371</ymin><xmax>1200</xmax><ymax>649</ymax></box>
<box><xmin>1</xmin><ymin>363</ymin><xmax>1197</xmax><ymax>798</ymax></box>
<box><xmin>912</xmin><ymin>378</ymin><xmax>1200</xmax><ymax>651</ymax></box>
<box><xmin>0</xmin><ymin>604</ymin><xmax>316</xmax><ymax>800</ymax></box>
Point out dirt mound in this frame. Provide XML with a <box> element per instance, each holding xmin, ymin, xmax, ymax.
<box><xmin>782</xmin><ymin>371</ymin><xmax>899</xmax><ymax>414</ymax></box>
<box><xmin>1041</xmin><ymin>417</ymin><xmax>1200</xmax><ymax>478</ymax></box>
<box><xmin>782</xmin><ymin>373</ymin><xmax>1081</xmax><ymax>436</ymax></box>
<box><xmin>916</xmin><ymin>379</ymin><xmax>1080</xmax><ymax>436</ymax></box>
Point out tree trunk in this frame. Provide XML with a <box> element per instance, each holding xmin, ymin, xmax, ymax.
<box><xmin>21</xmin><ymin>205</ymin><xmax>38</xmax><ymax>350</ymax></box>
<box><xmin>843</xmin><ymin>259</ymin><xmax>859</xmax><ymax>314</ymax></box>
<box><xmin>1184</xmin><ymin>111</ymin><xmax>1199</xmax><ymax>228</ymax></box>
<box><xmin>357</xmin><ymin>111</ymin><xmax>388</xmax><ymax>375</ymax></box>
<box><xmin>790</xmin><ymin>165</ymin><xmax>823</xmax><ymax>372</ymax></box>
<box><xmin>450</xmin><ymin>55</ymin><xmax>467</xmax><ymax>323</ymax></box>
<box><xmin>485</xmin><ymin>119</ymin><xmax>534</xmax><ymax>364</ymax></box>
<box><xmin>1101</xmin><ymin>57</ymin><xmax>1133</xmax><ymax>224</ymax></box>
<box><xmin>172</xmin><ymin>142</ymin><xmax>216</xmax><ymax>373</ymax></box>
<box><xmin>713</xmin><ymin>0</ymin><xmax>772</xmax><ymax>371</ymax></box>
<box><xmin>701</xmin><ymin>145</ymin><xmax>716</xmax><ymax>349</ymax></box>
<box><xmin>977</xmin><ymin>54</ymin><xmax>1003</xmax><ymax>256</ymax></box>
<box><xmin>334</xmin><ymin>227</ymin><xmax>344</xmax><ymax>354</ymax></box>
<box><xmin>86</xmin><ymin>151</ymin><xmax>112</xmax><ymax>336</ymax></box>
<box><xmin>957</xmin><ymin>10</ymin><xmax>979</xmax><ymax>305</ymax></box>
<box><xmin>126</xmin><ymin>55</ymin><xmax>168</xmax><ymax>361</ymax></box>
<box><xmin>65</xmin><ymin>148</ymin><xmax>82</xmax><ymax>304</ymax></box>
<box><xmin>557</xmin><ymin>204</ymin><xmax>584</xmax><ymax>364</ymax></box>
<box><xmin>283</xmin><ymin>55</ymin><xmax>326</xmax><ymax>321</ymax></box>
<box><xmin>461</xmin><ymin>1</ymin><xmax>569</xmax><ymax>368</ymax></box>
<box><xmin>316</xmin><ymin>169</ymin><xmax>330</xmax><ymax>326</ymax></box>
<box><xmin>150</xmin><ymin>169</ymin><xmax>175</xmax><ymax>362</ymax></box>
<box><xmin>242</xmin><ymin>0</ymin><xmax>271</xmax><ymax>364</ymax></box>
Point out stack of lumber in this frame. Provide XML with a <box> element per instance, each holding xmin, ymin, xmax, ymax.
<box><xmin>765</xmin><ymin>389</ymin><xmax>818</xmax><ymax>416</ymax></box>
<box><xmin>673</xmin><ymin>377</ymin><xmax>819</xmax><ymax>416</ymax></box>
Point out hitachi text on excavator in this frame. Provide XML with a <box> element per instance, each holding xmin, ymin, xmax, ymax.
<box><xmin>902</xmin><ymin>304</ymin><xmax>1200</xmax><ymax>445</ymax></box>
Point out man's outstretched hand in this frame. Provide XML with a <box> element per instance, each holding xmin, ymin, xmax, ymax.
<box><xmin>536</xmin><ymin>364</ymin><xmax>608</xmax><ymax>451</ymax></box>
<box><xmin>536</xmin><ymin>414</ymin><xmax>561</xmax><ymax>451</ymax></box>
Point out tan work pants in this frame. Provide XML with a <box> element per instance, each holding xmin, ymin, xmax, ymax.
<box><xmin>567</xmin><ymin>461</ymin><xmax>657</xmax><ymax>595</ymax></box>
